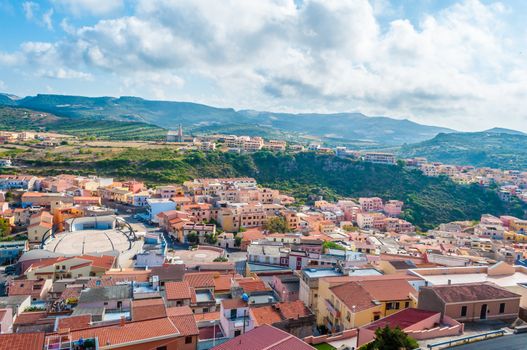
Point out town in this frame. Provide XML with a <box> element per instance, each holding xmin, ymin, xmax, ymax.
<box><xmin>0</xmin><ymin>171</ymin><xmax>527</xmax><ymax>350</ymax></box>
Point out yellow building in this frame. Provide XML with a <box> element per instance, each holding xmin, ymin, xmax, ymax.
<box><xmin>504</xmin><ymin>231</ymin><xmax>527</xmax><ymax>243</ymax></box>
<box><xmin>25</xmin><ymin>255</ymin><xmax>116</xmax><ymax>281</ymax></box>
<box><xmin>511</xmin><ymin>219</ymin><xmax>527</xmax><ymax>233</ymax></box>
<box><xmin>316</xmin><ymin>277</ymin><xmax>417</xmax><ymax>332</ymax></box>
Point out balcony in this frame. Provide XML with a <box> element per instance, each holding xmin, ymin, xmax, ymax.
<box><xmin>325</xmin><ymin>299</ymin><xmax>340</xmax><ymax>319</ymax></box>
<box><xmin>46</xmin><ymin>335</ymin><xmax>98</xmax><ymax>350</ymax></box>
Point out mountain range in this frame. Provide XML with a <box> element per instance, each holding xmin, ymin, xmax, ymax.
<box><xmin>0</xmin><ymin>93</ymin><xmax>453</xmax><ymax>146</ymax></box>
<box><xmin>399</xmin><ymin>131</ymin><xmax>527</xmax><ymax>170</ymax></box>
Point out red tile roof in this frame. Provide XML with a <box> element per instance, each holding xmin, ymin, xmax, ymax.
<box><xmin>363</xmin><ymin>308</ymin><xmax>438</xmax><ymax>331</ymax></box>
<box><xmin>425</xmin><ymin>282</ymin><xmax>521</xmax><ymax>303</ymax></box>
<box><xmin>131</xmin><ymin>298</ymin><xmax>167</xmax><ymax>321</ymax></box>
<box><xmin>213</xmin><ymin>274</ymin><xmax>234</xmax><ymax>292</ymax></box>
<box><xmin>61</xmin><ymin>317</ymin><xmax>181</xmax><ymax>347</ymax></box>
<box><xmin>275</xmin><ymin>300</ymin><xmax>312</xmax><ymax>320</ymax></box>
<box><xmin>165</xmin><ymin>281</ymin><xmax>192</xmax><ymax>300</ymax></box>
<box><xmin>8</xmin><ymin>279</ymin><xmax>46</xmax><ymax>297</ymax></box>
<box><xmin>166</xmin><ymin>305</ymin><xmax>193</xmax><ymax>316</ymax></box>
<box><xmin>184</xmin><ymin>272</ymin><xmax>215</xmax><ymax>289</ymax></box>
<box><xmin>221</xmin><ymin>298</ymin><xmax>247</xmax><ymax>309</ymax></box>
<box><xmin>251</xmin><ymin>306</ymin><xmax>282</xmax><ymax>326</ymax></box>
<box><xmin>13</xmin><ymin>311</ymin><xmax>47</xmax><ymax>325</ymax></box>
<box><xmin>0</xmin><ymin>332</ymin><xmax>45</xmax><ymax>350</ymax></box>
<box><xmin>211</xmin><ymin>324</ymin><xmax>314</xmax><ymax>350</ymax></box>
<box><xmin>237</xmin><ymin>279</ymin><xmax>269</xmax><ymax>293</ymax></box>
<box><xmin>170</xmin><ymin>314</ymin><xmax>199</xmax><ymax>336</ymax></box>
<box><xmin>57</xmin><ymin>315</ymin><xmax>92</xmax><ymax>331</ymax></box>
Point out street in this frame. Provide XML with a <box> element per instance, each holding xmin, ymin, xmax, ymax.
<box><xmin>449</xmin><ymin>334</ymin><xmax>527</xmax><ymax>350</ymax></box>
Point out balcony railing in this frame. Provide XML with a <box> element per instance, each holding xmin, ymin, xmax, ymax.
<box><xmin>325</xmin><ymin>299</ymin><xmax>340</xmax><ymax>318</ymax></box>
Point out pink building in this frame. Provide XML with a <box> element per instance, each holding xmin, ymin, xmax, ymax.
<box><xmin>384</xmin><ymin>200</ymin><xmax>403</xmax><ymax>217</ymax></box>
<box><xmin>359</xmin><ymin>197</ymin><xmax>384</xmax><ymax>212</ymax></box>
<box><xmin>271</xmin><ymin>275</ymin><xmax>299</xmax><ymax>302</ymax></box>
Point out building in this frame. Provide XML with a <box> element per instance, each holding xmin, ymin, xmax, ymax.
<box><xmin>319</xmin><ymin>278</ymin><xmax>418</xmax><ymax>331</ymax></box>
<box><xmin>0</xmin><ymin>240</ymin><xmax>28</xmax><ymax>265</ymax></box>
<box><xmin>147</xmin><ymin>198</ymin><xmax>177</xmax><ymax>223</ymax></box>
<box><xmin>0</xmin><ymin>332</ymin><xmax>45</xmax><ymax>350</ymax></box>
<box><xmin>219</xmin><ymin>298</ymin><xmax>254</xmax><ymax>338</ymax></box>
<box><xmin>418</xmin><ymin>282</ymin><xmax>521</xmax><ymax>322</ymax></box>
<box><xmin>357</xmin><ymin>308</ymin><xmax>463</xmax><ymax>347</ymax></box>
<box><xmin>27</xmin><ymin>211</ymin><xmax>53</xmax><ymax>243</ymax></box>
<box><xmin>362</xmin><ymin>152</ymin><xmax>396</xmax><ymax>164</ymax></box>
<box><xmin>250</xmin><ymin>300</ymin><xmax>315</xmax><ymax>338</ymax></box>
<box><xmin>211</xmin><ymin>324</ymin><xmax>315</xmax><ymax>350</ymax></box>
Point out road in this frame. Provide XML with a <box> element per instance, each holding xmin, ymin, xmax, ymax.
<box><xmin>449</xmin><ymin>334</ymin><xmax>527</xmax><ymax>350</ymax></box>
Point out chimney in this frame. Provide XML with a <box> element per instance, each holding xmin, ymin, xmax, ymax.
<box><xmin>448</xmin><ymin>279</ymin><xmax>451</xmax><ymax>285</ymax></box>
<box><xmin>120</xmin><ymin>316</ymin><xmax>126</xmax><ymax>327</ymax></box>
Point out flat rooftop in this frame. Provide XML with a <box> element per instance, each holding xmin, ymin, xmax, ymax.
<box><xmin>348</xmin><ymin>268</ymin><xmax>383</xmax><ymax>277</ymax></box>
<box><xmin>412</xmin><ymin>271</ymin><xmax>527</xmax><ymax>287</ymax></box>
<box><xmin>45</xmin><ymin>229</ymin><xmax>131</xmax><ymax>255</ymax></box>
<box><xmin>303</xmin><ymin>268</ymin><xmax>343</xmax><ymax>278</ymax></box>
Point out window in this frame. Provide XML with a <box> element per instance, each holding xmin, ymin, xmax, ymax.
<box><xmin>156</xmin><ymin>347</ymin><xmax>167</xmax><ymax>350</ymax></box>
<box><xmin>386</xmin><ymin>303</ymin><xmax>394</xmax><ymax>310</ymax></box>
<box><xmin>373</xmin><ymin>315</ymin><xmax>380</xmax><ymax>321</ymax></box>
<box><xmin>461</xmin><ymin>306</ymin><xmax>467</xmax><ymax>317</ymax></box>
<box><xmin>234</xmin><ymin>330</ymin><xmax>241</xmax><ymax>337</ymax></box>
<box><xmin>404</xmin><ymin>302</ymin><xmax>410</xmax><ymax>308</ymax></box>
<box><xmin>395</xmin><ymin>302</ymin><xmax>400</xmax><ymax>309</ymax></box>
<box><xmin>185</xmin><ymin>336</ymin><xmax>193</xmax><ymax>344</ymax></box>
<box><xmin>499</xmin><ymin>303</ymin><xmax>506</xmax><ymax>314</ymax></box>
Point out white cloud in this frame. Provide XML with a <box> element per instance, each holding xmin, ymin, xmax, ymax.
<box><xmin>42</xmin><ymin>8</ymin><xmax>53</xmax><ymax>30</ymax></box>
<box><xmin>37</xmin><ymin>68</ymin><xmax>92</xmax><ymax>80</ymax></box>
<box><xmin>51</xmin><ymin>0</ymin><xmax>123</xmax><ymax>17</ymax></box>
<box><xmin>22</xmin><ymin>1</ymin><xmax>53</xmax><ymax>30</ymax></box>
<box><xmin>22</xmin><ymin>1</ymin><xmax>37</xmax><ymax>20</ymax></box>
<box><xmin>4</xmin><ymin>0</ymin><xmax>527</xmax><ymax>131</ymax></box>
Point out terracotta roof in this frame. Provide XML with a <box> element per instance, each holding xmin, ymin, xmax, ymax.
<box><xmin>221</xmin><ymin>298</ymin><xmax>247</xmax><ymax>309</ymax></box>
<box><xmin>150</xmin><ymin>264</ymin><xmax>185</xmax><ymax>281</ymax></box>
<box><xmin>131</xmin><ymin>298</ymin><xmax>167</xmax><ymax>321</ymax></box>
<box><xmin>184</xmin><ymin>272</ymin><xmax>215</xmax><ymax>289</ymax></box>
<box><xmin>57</xmin><ymin>315</ymin><xmax>92</xmax><ymax>331</ymax></box>
<box><xmin>425</xmin><ymin>282</ymin><xmax>521</xmax><ymax>303</ymax></box>
<box><xmin>165</xmin><ymin>281</ymin><xmax>192</xmax><ymax>300</ymax></box>
<box><xmin>275</xmin><ymin>300</ymin><xmax>312</xmax><ymax>320</ymax></box>
<box><xmin>8</xmin><ymin>279</ymin><xmax>47</xmax><ymax>297</ymax></box>
<box><xmin>251</xmin><ymin>306</ymin><xmax>282</xmax><ymax>326</ymax></box>
<box><xmin>330</xmin><ymin>283</ymin><xmax>378</xmax><ymax>313</ymax></box>
<box><xmin>211</xmin><ymin>324</ymin><xmax>314</xmax><ymax>350</ymax></box>
<box><xmin>60</xmin><ymin>287</ymin><xmax>82</xmax><ymax>301</ymax></box>
<box><xmin>194</xmin><ymin>311</ymin><xmax>220</xmax><ymax>322</ymax></box>
<box><xmin>363</xmin><ymin>308</ymin><xmax>438</xmax><ymax>331</ymax></box>
<box><xmin>237</xmin><ymin>279</ymin><xmax>269</xmax><ymax>293</ymax></box>
<box><xmin>170</xmin><ymin>314</ymin><xmax>199</xmax><ymax>336</ymax></box>
<box><xmin>13</xmin><ymin>311</ymin><xmax>47</xmax><ymax>325</ymax></box>
<box><xmin>62</xmin><ymin>317</ymin><xmax>181</xmax><ymax>347</ymax></box>
<box><xmin>359</xmin><ymin>279</ymin><xmax>417</xmax><ymax>301</ymax></box>
<box><xmin>0</xmin><ymin>332</ymin><xmax>45</xmax><ymax>350</ymax></box>
<box><xmin>213</xmin><ymin>274</ymin><xmax>233</xmax><ymax>292</ymax></box>
<box><xmin>80</xmin><ymin>255</ymin><xmax>116</xmax><ymax>270</ymax></box>
<box><xmin>166</xmin><ymin>305</ymin><xmax>193</xmax><ymax>316</ymax></box>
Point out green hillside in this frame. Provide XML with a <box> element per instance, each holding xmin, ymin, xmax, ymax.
<box><xmin>2</xmin><ymin>93</ymin><xmax>454</xmax><ymax>146</ymax></box>
<box><xmin>15</xmin><ymin>150</ymin><xmax>525</xmax><ymax>230</ymax></box>
<box><xmin>399</xmin><ymin>132</ymin><xmax>527</xmax><ymax>170</ymax></box>
<box><xmin>0</xmin><ymin>106</ymin><xmax>166</xmax><ymax>140</ymax></box>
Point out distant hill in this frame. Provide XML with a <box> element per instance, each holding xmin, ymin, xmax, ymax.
<box><xmin>0</xmin><ymin>106</ymin><xmax>166</xmax><ymax>140</ymax></box>
<box><xmin>399</xmin><ymin>131</ymin><xmax>527</xmax><ymax>170</ymax></box>
<box><xmin>483</xmin><ymin>127</ymin><xmax>526</xmax><ymax>135</ymax></box>
<box><xmin>0</xmin><ymin>93</ymin><xmax>454</xmax><ymax>146</ymax></box>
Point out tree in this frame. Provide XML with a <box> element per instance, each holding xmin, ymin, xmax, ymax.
<box><xmin>213</xmin><ymin>256</ymin><xmax>228</xmax><ymax>262</ymax></box>
<box><xmin>322</xmin><ymin>241</ymin><xmax>345</xmax><ymax>252</ymax></box>
<box><xmin>205</xmin><ymin>233</ymin><xmax>217</xmax><ymax>244</ymax></box>
<box><xmin>359</xmin><ymin>326</ymin><xmax>418</xmax><ymax>350</ymax></box>
<box><xmin>263</xmin><ymin>216</ymin><xmax>289</xmax><ymax>233</ymax></box>
<box><xmin>186</xmin><ymin>232</ymin><xmax>198</xmax><ymax>244</ymax></box>
<box><xmin>0</xmin><ymin>218</ymin><xmax>11</xmax><ymax>237</ymax></box>
<box><xmin>234</xmin><ymin>236</ymin><xmax>242</xmax><ymax>247</ymax></box>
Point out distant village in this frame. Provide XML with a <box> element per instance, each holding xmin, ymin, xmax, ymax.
<box><xmin>0</xmin><ymin>166</ymin><xmax>527</xmax><ymax>349</ymax></box>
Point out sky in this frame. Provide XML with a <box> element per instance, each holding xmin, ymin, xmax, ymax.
<box><xmin>1</xmin><ymin>0</ymin><xmax>527</xmax><ymax>132</ymax></box>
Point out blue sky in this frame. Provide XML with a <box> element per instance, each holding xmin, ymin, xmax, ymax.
<box><xmin>1</xmin><ymin>0</ymin><xmax>527</xmax><ymax>131</ymax></box>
